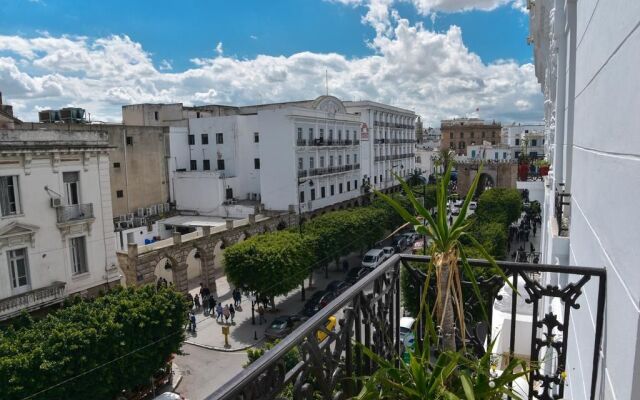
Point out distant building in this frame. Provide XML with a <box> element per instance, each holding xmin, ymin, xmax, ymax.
<box><xmin>0</xmin><ymin>128</ymin><xmax>119</xmax><ymax>321</ymax></box>
<box><xmin>0</xmin><ymin>93</ymin><xmax>21</xmax><ymax>129</ymax></box>
<box><xmin>440</xmin><ymin>118</ymin><xmax>501</xmax><ymax>155</ymax></box>
<box><xmin>501</xmin><ymin>123</ymin><xmax>545</xmax><ymax>160</ymax></box>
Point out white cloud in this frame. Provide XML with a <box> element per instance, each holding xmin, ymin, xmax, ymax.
<box><xmin>249</xmin><ymin>35</ymin><xmax>258</xmax><ymax>40</ymax></box>
<box><xmin>159</xmin><ymin>59</ymin><xmax>173</xmax><ymax>71</ymax></box>
<box><xmin>0</xmin><ymin>6</ymin><xmax>540</xmax><ymax>126</ymax></box>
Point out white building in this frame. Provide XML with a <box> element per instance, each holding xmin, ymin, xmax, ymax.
<box><xmin>501</xmin><ymin>123</ymin><xmax>545</xmax><ymax>160</ymax></box>
<box><xmin>531</xmin><ymin>1</ymin><xmax>640</xmax><ymax>398</ymax></box>
<box><xmin>344</xmin><ymin>101</ymin><xmax>416</xmax><ymax>189</ymax></box>
<box><xmin>167</xmin><ymin>96</ymin><xmax>365</xmax><ymax>216</ymax></box>
<box><xmin>0</xmin><ymin>129</ymin><xmax>119</xmax><ymax>321</ymax></box>
<box><xmin>466</xmin><ymin>142</ymin><xmax>513</xmax><ymax>162</ymax></box>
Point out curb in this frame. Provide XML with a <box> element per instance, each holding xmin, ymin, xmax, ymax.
<box><xmin>184</xmin><ymin>339</ymin><xmax>263</xmax><ymax>352</ymax></box>
<box><xmin>171</xmin><ymin>362</ymin><xmax>184</xmax><ymax>391</ymax></box>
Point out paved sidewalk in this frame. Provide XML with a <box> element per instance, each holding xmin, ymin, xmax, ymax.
<box><xmin>184</xmin><ymin>253</ymin><xmax>362</xmax><ymax>351</ymax></box>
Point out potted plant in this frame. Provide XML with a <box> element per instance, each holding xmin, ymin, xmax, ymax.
<box><xmin>536</xmin><ymin>159</ymin><xmax>550</xmax><ymax>177</ymax></box>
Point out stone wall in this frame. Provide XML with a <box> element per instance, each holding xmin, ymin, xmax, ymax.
<box><xmin>456</xmin><ymin>162</ymin><xmax>517</xmax><ymax>195</ymax></box>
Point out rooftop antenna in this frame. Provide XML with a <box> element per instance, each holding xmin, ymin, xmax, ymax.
<box><xmin>325</xmin><ymin>69</ymin><xmax>329</xmax><ymax>96</ymax></box>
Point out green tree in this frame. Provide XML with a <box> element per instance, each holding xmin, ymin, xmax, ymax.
<box><xmin>0</xmin><ymin>286</ymin><xmax>187</xmax><ymax>400</ymax></box>
<box><xmin>224</xmin><ymin>231</ymin><xmax>315</xmax><ymax>303</ymax></box>
<box><xmin>475</xmin><ymin>188</ymin><xmax>522</xmax><ymax>226</ymax></box>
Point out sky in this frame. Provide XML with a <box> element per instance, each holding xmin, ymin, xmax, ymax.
<box><xmin>0</xmin><ymin>0</ymin><xmax>542</xmax><ymax>126</ymax></box>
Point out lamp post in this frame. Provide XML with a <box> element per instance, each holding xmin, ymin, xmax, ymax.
<box><xmin>249</xmin><ymin>292</ymin><xmax>257</xmax><ymax>325</ymax></box>
<box><xmin>297</xmin><ymin>177</ymin><xmax>313</xmax><ymax>301</ymax></box>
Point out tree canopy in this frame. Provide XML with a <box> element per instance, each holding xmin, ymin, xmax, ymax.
<box><xmin>224</xmin><ymin>231</ymin><xmax>315</xmax><ymax>299</ymax></box>
<box><xmin>475</xmin><ymin>188</ymin><xmax>522</xmax><ymax>226</ymax></box>
<box><xmin>0</xmin><ymin>286</ymin><xmax>187</xmax><ymax>400</ymax></box>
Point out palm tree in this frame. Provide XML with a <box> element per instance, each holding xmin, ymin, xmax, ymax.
<box><xmin>376</xmin><ymin>161</ymin><xmax>506</xmax><ymax>351</ymax></box>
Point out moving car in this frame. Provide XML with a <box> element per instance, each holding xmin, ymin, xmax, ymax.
<box><xmin>346</xmin><ymin>267</ymin><xmax>370</xmax><ymax>285</ymax></box>
<box><xmin>382</xmin><ymin>246</ymin><xmax>395</xmax><ymax>260</ymax></box>
<box><xmin>402</xmin><ymin>232</ymin><xmax>419</xmax><ymax>244</ymax></box>
<box><xmin>361</xmin><ymin>248</ymin><xmax>385</xmax><ymax>269</ymax></box>
<box><xmin>264</xmin><ymin>315</ymin><xmax>305</xmax><ymax>340</ymax></box>
<box><xmin>326</xmin><ymin>280</ymin><xmax>350</xmax><ymax>296</ymax></box>
<box><xmin>302</xmin><ymin>290</ymin><xmax>336</xmax><ymax>317</ymax></box>
<box><xmin>392</xmin><ymin>235</ymin><xmax>408</xmax><ymax>251</ymax></box>
<box><xmin>316</xmin><ymin>315</ymin><xmax>337</xmax><ymax>342</ymax></box>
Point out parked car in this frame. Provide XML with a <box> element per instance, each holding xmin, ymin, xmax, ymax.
<box><xmin>392</xmin><ymin>235</ymin><xmax>408</xmax><ymax>251</ymax></box>
<box><xmin>402</xmin><ymin>232</ymin><xmax>419</xmax><ymax>244</ymax></box>
<box><xmin>316</xmin><ymin>315</ymin><xmax>337</xmax><ymax>342</ymax></box>
<box><xmin>326</xmin><ymin>280</ymin><xmax>351</xmax><ymax>296</ymax></box>
<box><xmin>382</xmin><ymin>246</ymin><xmax>395</xmax><ymax>260</ymax></box>
<box><xmin>346</xmin><ymin>267</ymin><xmax>370</xmax><ymax>284</ymax></box>
<box><xmin>302</xmin><ymin>290</ymin><xmax>336</xmax><ymax>317</ymax></box>
<box><xmin>264</xmin><ymin>315</ymin><xmax>305</xmax><ymax>340</ymax></box>
<box><xmin>362</xmin><ymin>248</ymin><xmax>385</xmax><ymax>269</ymax></box>
<box><xmin>153</xmin><ymin>393</ymin><xmax>185</xmax><ymax>400</ymax></box>
<box><xmin>399</xmin><ymin>316</ymin><xmax>415</xmax><ymax>341</ymax></box>
<box><xmin>469</xmin><ymin>201</ymin><xmax>478</xmax><ymax>210</ymax></box>
<box><xmin>451</xmin><ymin>206</ymin><xmax>460</xmax><ymax>216</ymax></box>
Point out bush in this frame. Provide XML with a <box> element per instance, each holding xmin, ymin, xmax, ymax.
<box><xmin>0</xmin><ymin>286</ymin><xmax>188</xmax><ymax>400</ymax></box>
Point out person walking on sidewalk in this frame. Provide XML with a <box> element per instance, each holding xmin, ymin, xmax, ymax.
<box><xmin>215</xmin><ymin>303</ymin><xmax>223</xmax><ymax>322</ymax></box>
<box><xmin>194</xmin><ymin>294</ymin><xmax>201</xmax><ymax>311</ymax></box>
<box><xmin>258</xmin><ymin>304</ymin><xmax>266</xmax><ymax>325</ymax></box>
<box><xmin>188</xmin><ymin>311</ymin><xmax>196</xmax><ymax>333</ymax></box>
<box><xmin>208</xmin><ymin>296</ymin><xmax>216</xmax><ymax>316</ymax></box>
<box><xmin>223</xmin><ymin>304</ymin><xmax>230</xmax><ymax>324</ymax></box>
<box><xmin>229</xmin><ymin>304</ymin><xmax>236</xmax><ymax>323</ymax></box>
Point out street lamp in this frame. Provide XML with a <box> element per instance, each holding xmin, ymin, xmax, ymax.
<box><xmin>249</xmin><ymin>292</ymin><xmax>257</xmax><ymax>325</ymax></box>
<box><xmin>297</xmin><ymin>177</ymin><xmax>313</xmax><ymax>301</ymax></box>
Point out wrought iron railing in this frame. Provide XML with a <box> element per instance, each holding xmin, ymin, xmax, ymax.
<box><xmin>555</xmin><ymin>186</ymin><xmax>571</xmax><ymax>236</ymax></box>
<box><xmin>0</xmin><ymin>281</ymin><xmax>66</xmax><ymax>320</ymax></box>
<box><xmin>208</xmin><ymin>254</ymin><xmax>605</xmax><ymax>400</ymax></box>
<box><xmin>56</xmin><ymin>203</ymin><xmax>94</xmax><ymax>224</ymax></box>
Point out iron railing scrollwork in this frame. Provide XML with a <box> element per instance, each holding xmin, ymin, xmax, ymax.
<box><xmin>209</xmin><ymin>255</ymin><xmax>605</xmax><ymax>400</ymax></box>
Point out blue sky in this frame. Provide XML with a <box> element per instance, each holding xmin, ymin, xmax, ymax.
<box><xmin>0</xmin><ymin>0</ymin><xmax>531</xmax><ymax>70</ymax></box>
<box><xmin>0</xmin><ymin>0</ymin><xmax>541</xmax><ymax>125</ymax></box>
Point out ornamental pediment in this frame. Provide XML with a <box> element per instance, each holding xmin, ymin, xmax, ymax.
<box><xmin>0</xmin><ymin>221</ymin><xmax>39</xmax><ymax>249</ymax></box>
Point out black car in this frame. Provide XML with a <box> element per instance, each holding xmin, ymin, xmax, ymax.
<box><xmin>392</xmin><ymin>235</ymin><xmax>408</xmax><ymax>251</ymax></box>
<box><xmin>345</xmin><ymin>267</ymin><xmax>370</xmax><ymax>285</ymax></box>
<box><xmin>326</xmin><ymin>280</ymin><xmax>351</xmax><ymax>296</ymax></box>
<box><xmin>264</xmin><ymin>315</ymin><xmax>305</xmax><ymax>340</ymax></box>
<box><xmin>302</xmin><ymin>290</ymin><xmax>336</xmax><ymax>317</ymax></box>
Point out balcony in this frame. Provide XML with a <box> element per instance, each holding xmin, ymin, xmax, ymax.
<box><xmin>296</xmin><ymin>139</ymin><xmax>307</xmax><ymax>146</ymax></box>
<box><xmin>209</xmin><ymin>254</ymin><xmax>606</xmax><ymax>400</ymax></box>
<box><xmin>0</xmin><ymin>281</ymin><xmax>66</xmax><ymax>321</ymax></box>
<box><xmin>56</xmin><ymin>203</ymin><xmax>94</xmax><ymax>225</ymax></box>
<box><xmin>297</xmin><ymin>170</ymin><xmax>308</xmax><ymax>178</ymax></box>
<box><xmin>555</xmin><ymin>186</ymin><xmax>571</xmax><ymax>236</ymax></box>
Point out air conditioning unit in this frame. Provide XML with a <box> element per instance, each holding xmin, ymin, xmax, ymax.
<box><xmin>50</xmin><ymin>197</ymin><xmax>62</xmax><ymax>208</ymax></box>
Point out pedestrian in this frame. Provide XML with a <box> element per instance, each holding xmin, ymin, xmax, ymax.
<box><xmin>449</xmin><ymin>215</ymin><xmax>453</xmax><ymax>225</ymax></box>
<box><xmin>223</xmin><ymin>305</ymin><xmax>230</xmax><ymax>324</ymax></box>
<box><xmin>194</xmin><ymin>294</ymin><xmax>201</xmax><ymax>311</ymax></box>
<box><xmin>186</xmin><ymin>293</ymin><xmax>194</xmax><ymax>310</ymax></box>
<box><xmin>233</xmin><ymin>289</ymin><xmax>241</xmax><ymax>307</ymax></box>
<box><xmin>533</xmin><ymin>225</ymin><xmax>537</xmax><ymax>237</ymax></box>
<box><xmin>209</xmin><ymin>295</ymin><xmax>216</xmax><ymax>315</ymax></box>
<box><xmin>258</xmin><ymin>304</ymin><xmax>265</xmax><ymax>325</ymax></box>
<box><xmin>342</xmin><ymin>259</ymin><xmax>349</xmax><ymax>273</ymax></box>
<box><xmin>216</xmin><ymin>303</ymin><xmax>223</xmax><ymax>322</ymax></box>
<box><xmin>229</xmin><ymin>304</ymin><xmax>235</xmax><ymax>323</ymax></box>
<box><xmin>188</xmin><ymin>311</ymin><xmax>196</xmax><ymax>332</ymax></box>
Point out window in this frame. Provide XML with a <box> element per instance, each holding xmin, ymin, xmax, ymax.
<box><xmin>63</xmin><ymin>172</ymin><xmax>80</xmax><ymax>206</ymax></box>
<box><xmin>354</xmin><ymin>154</ymin><xmax>358</xmax><ymax>164</ymax></box>
<box><xmin>254</xmin><ymin>132</ymin><xmax>260</xmax><ymax>143</ymax></box>
<box><xmin>254</xmin><ymin>158</ymin><xmax>260</xmax><ymax>169</ymax></box>
<box><xmin>460</xmin><ymin>132</ymin><xmax>464</xmax><ymax>138</ymax></box>
<box><xmin>503</xmin><ymin>152</ymin><xmax>507</xmax><ymax>159</ymax></box>
<box><xmin>8</xmin><ymin>248</ymin><xmax>29</xmax><ymax>291</ymax></box>
<box><xmin>298</xmin><ymin>158</ymin><xmax>303</xmax><ymax>170</ymax></box>
<box><xmin>515</xmin><ymin>139</ymin><xmax>520</xmax><ymax>146</ymax></box>
<box><xmin>203</xmin><ymin>160</ymin><xmax>211</xmax><ymax>170</ymax></box>
<box><xmin>310</xmin><ymin>189</ymin><xmax>316</xmax><ymax>201</ymax></box>
<box><xmin>329</xmin><ymin>129</ymin><xmax>333</xmax><ymax>141</ymax></box>
<box><xmin>320</xmin><ymin>156</ymin><xmax>325</xmax><ymax>168</ymax></box>
<box><xmin>0</xmin><ymin>176</ymin><xmax>20</xmax><ymax>216</ymax></box>
<box><xmin>379</xmin><ymin>174</ymin><xmax>382</xmax><ymax>183</ymax></box>
<box><xmin>201</xmin><ymin>134</ymin><xmax>209</xmax><ymax>145</ymax></box>
<box><xmin>492</xmin><ymin>131</ymin><xmax>496</xmax><ymax>138</ymax></box>
<box><xmin>338</xmin><ymin>130</ymin><xmax>342</xmax><ymax>141</ymax></box>
<box><xmin>190</xmin><ymin>160</ymin><xmax>197</xmax><ymax>170</ymax></box>
<box><xmin>346</xmin><ymin>155</ymin><xmax>350</xmax><ymax>164</ymax></box>
<box><xmin>70</xmin><ymin>236</ymin><xmax>88</xmax><ymax>275</ymax></box>
<box><xmin>494</xmin><ymin>152</ymin><xmax>499</xmax><ymax>160</ymax></box>
<box><xmin>113</xmin><ymin>162</ymin><xmax>121</xmax><ymax>168</ymax></box>
<box><xmin>329</xmin><ymin>155</ymin><xmax>334</xmax><ymax>167</ymax></box>
<box><xmin>116</xmin><ymin>190</ymin><xmax>124</xmax><ymax>198</ymax></box>
<box><xmin>347</xmin><ymin>181</ymin><xmax>351</xmax><ymax>191</ymax></box>
<box><xmin>321</xmin><ymin>187</ymin><xmax>326</xmax><ymax>198</ymax></box>
<box><xmin>374</xmin><ymin>176</ymin><xmax>377</xmax><ymax>184</ymax></box>
<box><xmin>299</xmin><ymin>191</ymin><xmax>305</xmax><ymax>202</ymax></box>
<box><xmin>217</xmin><ymin>159</ymin><xmax>225</xmax><ymax>170</ymax></box>
<box><xmin>319</xmin><ymin>128</ymin><xmax>324</xmax><ymax>140</ymax></box>
<box><xmin>196</xmin><ymin>111</ymin><xmax>201</xmax><ymax>118</ymax></box>
<box><xmin>470</xmin><ymin>131</ymin><xmax>475</xmax><ymax>138</ymax></box>
<box><xmin>330</xmin><ymin>185</ymin><xmax>335</xmax><ymax>196</ymax></box>
<box><xmin>188</xmin><ymin>135</ymin><xmax>195</xmax><ymax>145</ymax></box>
<box><xmin>308</xmin><ymin>128</ymin><xmax>314</xmax><ymax>142</ymax></box>
<box><xmin>338</xmin><ymin>155</ymin><xmax>342</xmax><ymax>166</ymax></box>
<box><xmin>126</xmin><ymin>136</ymin><xmax>133</xmax><ymax>145</ymax></box>
<box><xmin>482</xmin><ymin>131</ymin><xmax>486</xmax><ymax>138</ymax></box>
<box><xmin>531</xmin><ymin>139</ymin><xmax>537</xmax><ymax>146</ymax></box>
<box><xmin>449</xmin><ymin>132</ymin><xmax>453</xmax><ymax>139</ymax></box>
<box><xmin>354</xmin><ymin>180</ymin><xmax>358</xmax><ymax>189</ymax></box>
<box><xmin>226</xmin><ymin>188</ymin><xmax>233</xmax><ymax>200</ymax></box>
<box><xmin>309</xmin><ymin>157</ymin><xmax>315</xmax><ymax>169</ymax></box>
<box><xmin>491</xmin><ymin>141</ymin><xmax>496</xmax><ymax>145</ymax></box>
<box><xmin>154</xmin><ymin>111</ymin><xmax>159</xmax><ymax>121</ymax></box>
<box><xmin>339</xmin><ymin>183</ymin><xmax>343</xmax><ymax>193</ymax></box>
<box><xmin>524</xmin><ymin>130</ymin><xmax>529</xmax><ymax>133</ymax></box>
<box><xmin>216</xmin><ymin>133</ymin><xmax>224</xmax><ymax>144</ymax></box>
<box><xmin>297</xmin><ymin>128</ymin><xmax>303</xmax><ymax>141</ymax></box>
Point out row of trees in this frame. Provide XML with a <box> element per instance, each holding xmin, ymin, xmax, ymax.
<box><xmin>0</xmin><ymin>286</ymin><xmax>188</xmax><ymax>400</ymax></box>
<box><xmin>224</xmin><ymin>195</ymin><xmax>412</xmax><ymax>302</ymax></box>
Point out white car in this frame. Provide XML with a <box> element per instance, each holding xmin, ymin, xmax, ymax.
<box><xmin>362</xmin><ymin>249</ymin><xmax>385</xmax><ymax>269</ymax></box>
<box><xmin>153</xmin><ymin>392</ymin><xmax>185</xmax><ymax>400</ymax></box>
<box><xmin>382</xmin><ymin>246</ymin><xmax>395</xmax><ymax>260</ymax></box>
<box><xmin>469</xmin><ymin>201</ymin><xmax>478</xmax><ymax>210</ymax></box>
<box><xmin>400</xmin><ymin>316</ymin><xmax>415</xmax><ymax>341</ymax></box>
